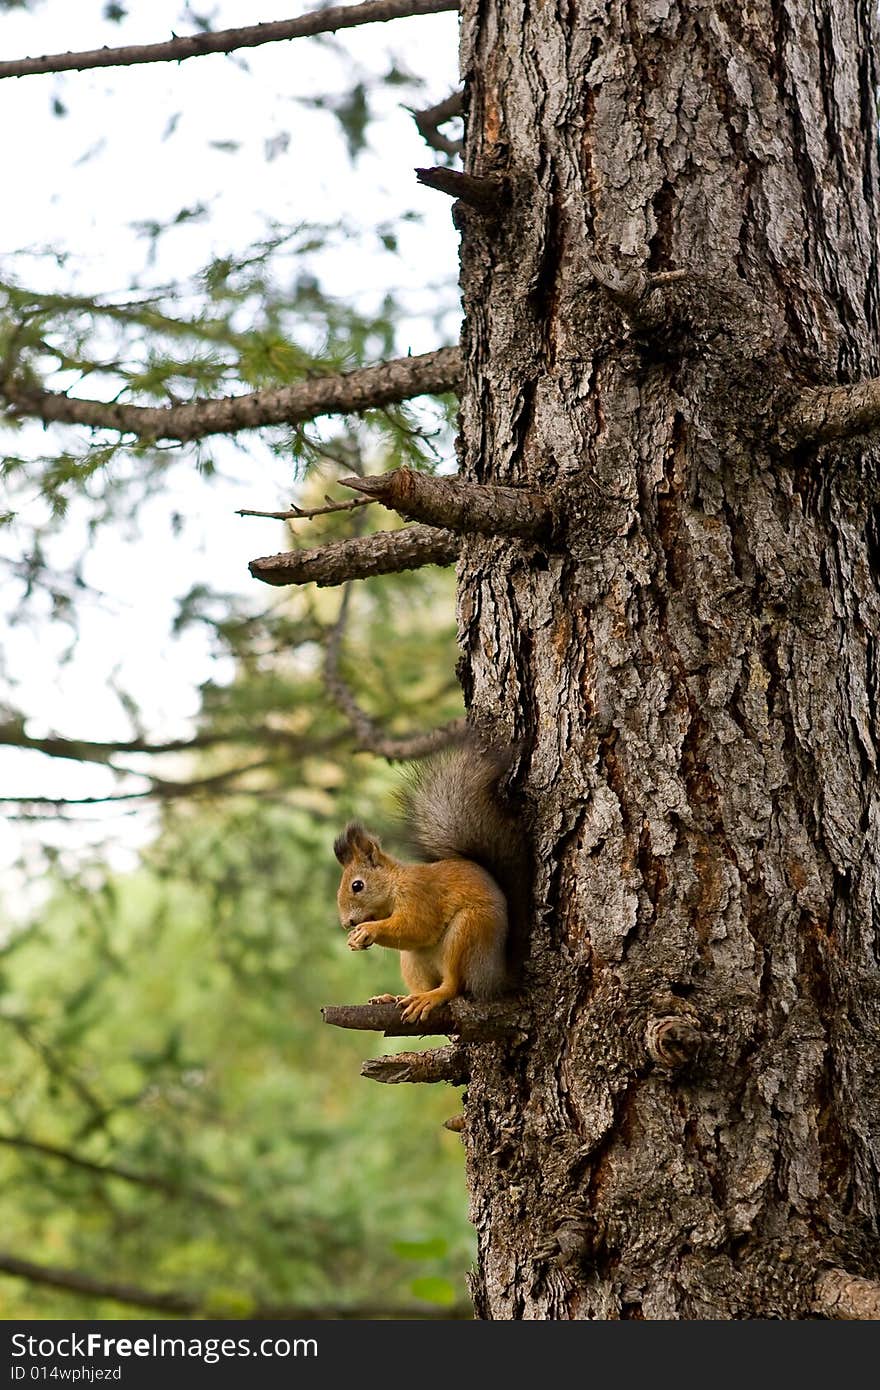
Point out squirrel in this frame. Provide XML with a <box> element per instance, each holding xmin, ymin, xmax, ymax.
<box><xmin>333</xmin><ymin>739</ymin><xmax>521</xmax><ymax>1024</ymax></box>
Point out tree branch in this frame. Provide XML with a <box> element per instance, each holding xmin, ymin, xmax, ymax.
<box><xmin>776</xmin><ymin>378</ymin><xmax>880</xmax><ymax>449</ymax></box>
<box><xmin>0</xmin><ymin>0</ymin><xmax>460</xmax><ymax>81</ymax></box>
<box><xmin>0</xmin><ymin>721</ymin><xmax>346</xmax><ymax>766</ymax></box>
<box><xmin>0</xmin><ymin>1132</ymin><xmax>221</xmax><ymax>1206</ymax></box>
<box><xmin>2</xmin><ymin>346</ymin><xmax>462</xmax><ymax>443</ymax></box>
<box><xmin>4</xmin><ymin>1016</ymin><xmax>105</xmax><ymax>1117</ymax></box>
<box><xmin>0</xmin><ymin>758</ymin><xmax>281</xmax><ymax>810</ymax></box>
<box><xmin>323</xmin><ymin>585</ymin><xmax>466</xmax><ymax>759</ymax></box>
<box><xmin>322</xmin><ymin>999</ymin><xmax>524</xmax><ymax>1040</ymax></box>
<box><xmin>237</xmin><ymin>496</ymin><xmax>373</xmax><ymax>522</ymax></box>
<box><xmin>361</xmin><ymin>1044</ymin><xmax>469</xmax><ymax>1084</ymax></box>
<box><xmin>340</xmin><ymin>467</ymin><xmax>554</xmax><ymax>540</ymax></box>
<box><xmin>415</xmin><ymin>167</ymin><xmax>505</xmax><ymax>212</ymax></box>
<box><xmin>0</xmin><ymin>1250</ymin><xmax>470</xmax><ymax>1320</ymax></box>
<box><xmin>410</xmin><ymin>91</ymin><xmax>463</xmax><ymax>155</ymax></box>
<box><xmin>249</xmin><ymin>524</ymin><xmax>460</xmax><ymax>588</ymax></box>
<box><xmin>813</xmin><ymin>1268</ymin><xmax>880</xmax><ymax>1320</ymax></box>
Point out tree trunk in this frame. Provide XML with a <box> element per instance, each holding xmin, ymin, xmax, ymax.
<box><xmin>456</xmin><ymin>0</ymin><xmax>880</xmax><ymax>1317</ymax></box>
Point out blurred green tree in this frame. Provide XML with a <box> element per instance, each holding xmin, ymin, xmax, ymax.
<box><xmin>0</xmin><ymin>0</ymin><xmax>470</xmax><ymax>1318</ymax></box>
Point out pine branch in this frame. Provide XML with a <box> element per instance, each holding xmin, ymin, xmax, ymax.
<box><xmin>249</xmin><ymin>524</ymin><xmax>460</xmax><ymax>588</ymax></box>
<box><xmin>410</xmin><ymin>91</ymin><xmax>463</xmax><ymax>155</ymax></box>
<box><xmin>323</xmin><ymin>585</ymin><xmax>466</xmax><ymax>759</ymax></box>
<box><xmin>1</xmin><ymin>347</ymin><xmax>462</xmax><ymax>443</ymax></box>
<box><xmin>776</xmin><ymin>377</ymin><xmax>880</xmax><ymax>449</ymax></box>
<box><xmin>0</xmin><ymin>721</ymin><xmax>346</xmax><ymax>766</ymax></box>
<box><xmin>813</xmin><ymin>1268</ymin><xmax>880</xmax><ymax>1320</ymax></box>
<box><xmin>0</xmin><ymin>0</ymin><xmax>460</xmax><ymax>81</ymax></box>
<box><xmin>0</xmin><ymin>758</ymin><xmax>279</xmax><ymax>810</ymax></box>
<box><xmin>340</xmin><ymin>467</ymin><xmax>554</xmax><ymax>540</ymax></box>
<box><xmin>361</xmin><ymin>1044</ymin><xmax>469</xmax><ymax>1084</ymax></box>
<box><xmin>0</xmin><ymin>1250</ymin><xmax>469</xmax><ymax>1320</ymax></box>
<box><xmin>322</xmin><ymin>999</ymin><xmax>524</xmax><ymax>1040</ymax></box>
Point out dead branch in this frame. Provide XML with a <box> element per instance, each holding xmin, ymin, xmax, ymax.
<box><xmin>776</xmin><ymin>377</ymin><xmax>880</xmax><ymax>449</ymax></box>
<box><xmin>322</xmin><ymin>999</ymin><xmax>524</xmax><ymax>1040</ymax></box>
<box><xmin>812</xmin><ymin>1268</ymin><xmax>880</xmax><ymax>1320</ymax></box>
<box><xmin>1</xmin><ymin>346</ymin><xmax>462</xmax><ymax>443</ymax></box>
<box><xmin>237</xmin><ymin>497</ymin><xmax>373</xmax><ymax>522</ymax></box>
<box><xmin>416</xmin><ymin>167</ymin><xmax>505</xmax><ymax>212</ymax></box>
<box><xmin>249</xmin><ymin>524</ymin><xmax>460</xmax><ymax>588</ymax></box>
<box><xmin>361</xmin><ymin>1044</ymin><xmax>469</xmax><ymax>1084</ymax></box>
<box><xmin>411</xmin><ymin>91</ymin><xmax>463</xmax><ymax>155</ymax></box>
<box><xmin>340</xmin><ymin>467</ymin><xmax>554</xmax><ymax>540</ymax></box>
<box><xmin>0</xmin><ymin>0</ymin><xmax>460</xmax><ymax>80</ymax></box>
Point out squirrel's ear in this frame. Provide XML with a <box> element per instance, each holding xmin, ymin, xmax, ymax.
<box><xmin>334</xmin><ymin>823</ymin><xmax>356</xmax><ymax>864</ymax></box>
<box><xmin>334</xmin><ymin>821</ymin><xmax>381</xmax><ymax>866</ymax></box>
<box><xmin>349</xmin><ymin>822</ymin><xmax>382</xmax><ymax>865</ymax></box>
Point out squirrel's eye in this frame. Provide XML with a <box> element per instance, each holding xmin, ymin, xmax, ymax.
<box><xmin>351</xmin><ymin>879</ymin><xmax>365</xmax><ymax>893</ymax></box>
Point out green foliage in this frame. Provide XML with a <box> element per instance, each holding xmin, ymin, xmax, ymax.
<box><xmin>0</xmin><ymin>1</ymin><xmax>467</xmax><ymax>1321</ymax></box>
<box><xmin>0</xmin><ymin>793</ymin><xmax>473</xmax><ymax>1318</ymax></box>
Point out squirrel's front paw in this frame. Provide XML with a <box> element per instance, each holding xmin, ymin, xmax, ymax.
<box><xmin>348</xmin><ymin>925</ymin><xmax>374</xmax><ymax>951</ymax></box>
<box><xmin>369</xmin><ymin>993</ymin><xmax>404</xmax><ymax>1004</ymax></box>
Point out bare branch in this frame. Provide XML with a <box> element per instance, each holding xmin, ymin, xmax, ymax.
<box><xmin>0</xmin><ymin>0</ymin><xmax>460</xmax><ymax>81</ymax></box>
<box><xmin>411</xmin><ymin>91</ymin><xmax>463</xmax><ymax>155</ymax></box>
<box><xmin>813</xmin><ymin>1268</ymin><xmax>880</xmax><ymax>1320</ymax></box>
<box><xmin>237</xmin><ymin>497</ymin><xmax>373</xmax><ymax>522</ymax></box>
<box><xmin>322</xmin><ymin>999</ymin><xmax>525</xmax><ymax>1040</ymax></box>
<box><xmin>340</xmin><ymin>467</ymin><xmax>554</xmax><ymax>540</ymax></box>
<box><xmin>776</xmin><ymin>377</ymin><xmax>880</xmax><ymax>450</ymax></box>
<box><xmin>361</xmin><ymin>1044</ymin><xmax>469</xmax><ymax>1084</ymax></box>
<box><xmin>0</xmin><ymin>758</ymin><xmax>279</xmax><ymax>810</ymax></box>
<box><xmin>0</xmin><ymin>1249</ymin><xmax>469</xmax><ymax>1320</ymax></box>
<box><xmin>416</xmin><ymin>166</ymin><xmax>505</xmax><ymax>212</ymax></box>
<box><xmin>0</xmin><ymin>1133</ymin><xmax>222</xmax><ymax>1206</ymax></box>
<box><xmin>324</xmin><ymin>585</ymin><xmax>466</xmax><ymax>759</ymax></box>
<box><xmin>2</xmin><ymin>346</ymin><xmax>462</xmax><ymax>443</ymax></box>
<box><xmin>0</xmin><ymin>721</ymin><xmax>346</xmax><ymax>766</ymax></box>
<box><xmin>250</xmin><ymin>524</ymin><xmax>460</xmax><ymax>588</ymax></box>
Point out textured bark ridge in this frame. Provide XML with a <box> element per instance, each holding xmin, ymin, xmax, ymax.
<box><xmin>455</xmin><ymin>0</ymin><xmax>880</xmax><ymax>1317</ymax></box>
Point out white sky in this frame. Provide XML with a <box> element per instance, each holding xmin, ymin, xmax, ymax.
<box><xmin>0</xmin><ymin>0</ymin><xmax>460</xmax><ymax>894</ymax></box>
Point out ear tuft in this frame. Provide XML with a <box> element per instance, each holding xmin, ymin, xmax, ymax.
<box><xmin>334</xmin><ymin>820</ymin><xmax>381</xmax><ymax>866</ymax></box>
<box><xmin>333</xmin><ymin>821</ymin><xmax>358</xmax><ymax>865</ymax></box>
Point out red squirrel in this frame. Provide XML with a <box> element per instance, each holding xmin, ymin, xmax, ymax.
<box><xmin>334</xmin><ymin>741</ymin><xmax>519</xmax><ymax>1023</ymax></box>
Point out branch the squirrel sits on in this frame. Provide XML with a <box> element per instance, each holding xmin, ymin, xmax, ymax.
<box><xmin>333</xmin><ymin>740</ymin><xmax>522</xmax><ymax>1024</ymax></box>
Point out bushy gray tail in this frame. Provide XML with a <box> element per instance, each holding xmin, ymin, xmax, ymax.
<box><xmin>402</xmin><ymin>738</ymin><xmax>523</xmax><ymax>899</ymax></box>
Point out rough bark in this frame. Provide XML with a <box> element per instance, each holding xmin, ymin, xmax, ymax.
<box><xmin>361</xmin><ymin>1044</ymin><xmax>469</xmax><ymax>1084</ymax></box>
<box><xmin>340</xmin><ymin>467</ymin><xmax>553</xmax><ymax>538</ymax></box>
<box><xmin>455</xmin><ymin>0</ymin><xmax>880</xmax><ymax>1318</ymax></box>
<box><xmin>249</xmin><ymin>525</ymin><xmax>460</xmax><ymax>588</ymax></box>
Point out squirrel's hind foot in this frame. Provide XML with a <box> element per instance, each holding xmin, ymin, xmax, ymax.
<box><xmin>399</xmin><ymin>988</ymin><xmax>456</xmax><ymax>1024</ymax></box>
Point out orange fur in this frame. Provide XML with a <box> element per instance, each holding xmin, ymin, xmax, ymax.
<box><xmin>335</xmin><ymin>833</ymin><xmax>507</xmax><ymax>1023</ymax></box>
